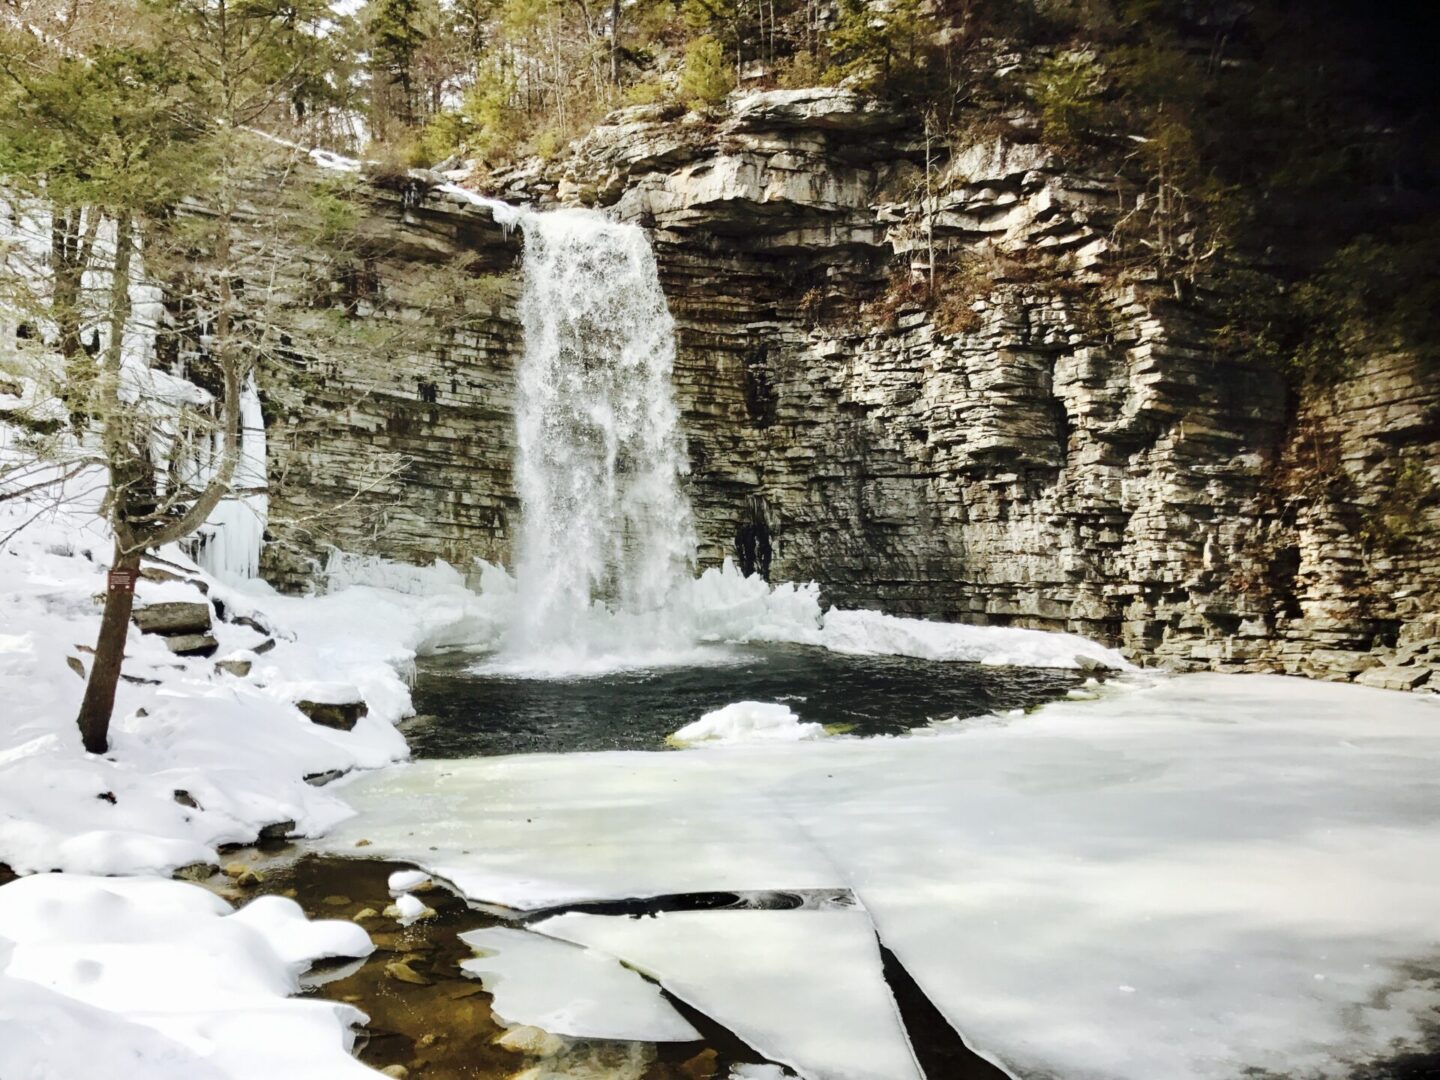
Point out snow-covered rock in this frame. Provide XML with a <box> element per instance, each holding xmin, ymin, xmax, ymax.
<box><xmin>671</xmin><ymin>701</ymin><xmax>827</xmax><ymax>746</ymax></box>
<box><xmin>0</xmin><ymin>873</ymin><xmax>374</xmax><ymax>1079</ymax></box>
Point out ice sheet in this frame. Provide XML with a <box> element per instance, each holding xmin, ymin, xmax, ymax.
<box><xmin>458</xmin><ymin>925</ymin><xmax>700</xmax><ymax>1041</ymax></box>
<box><xmin>533</xmin><ymin>910</ymin><xmax>921</xmax><ymax>1080</ymax></box>
<box><xmin>322</xmin><ymin>752</ymin><xmax>847</xmax><ymax>907</ymax></box>
<box><xmin>330</xmin><ymin>674</ymin><xmax>1440</xmax><ymax>1080</ymax></box>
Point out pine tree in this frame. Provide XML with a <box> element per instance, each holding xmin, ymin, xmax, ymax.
<box><xmin>367</xmin><ymin>0</ymin><xmax>431</xmax><ymax>131</ymax></box>
<box><xmin>0</xmin><ymin>0</ymin><xmax>342</xmax><ymax>753</ymax></box>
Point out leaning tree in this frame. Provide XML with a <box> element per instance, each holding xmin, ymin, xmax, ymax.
<box><xmin>0</xmin><ymin>0</ymin><xmax>337</xmax><ymax>753</ymax></box>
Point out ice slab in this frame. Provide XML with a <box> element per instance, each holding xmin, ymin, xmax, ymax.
<box><xmin>330</xmin><ymin>674</ymin><xmax>1440</xmax><ymax>1079</ymax></box>
<box><xmin>322</xmin><ymin>752</ymin><xmax>847</xmax><ymax>907</ymax></box>
<box><xmin>458</xmin><ymin>925</ymin><xmax>700</xmax><ymax>1041</ymax></box>
<box><xmin>534</xmin><ymin>910</ymin><xmax>921</xmax><ymax>1080</ymax></box>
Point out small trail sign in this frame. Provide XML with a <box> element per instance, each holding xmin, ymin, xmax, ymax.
<box><xmin>107</xmin><ymin>568</ymin><xmax>138</xmax><ymax>593</ymax></box>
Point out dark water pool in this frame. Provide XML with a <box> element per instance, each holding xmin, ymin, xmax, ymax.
<box><xmin>406</xmin><ymin>644</ymin><xmax>1085</xmax><ymax>757</ymax></box>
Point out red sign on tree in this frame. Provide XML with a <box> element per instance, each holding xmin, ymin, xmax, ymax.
<box><xmin>107</xmin><ymin>568</ymin><xmax>138</xmax><ymax>593</ymax></box>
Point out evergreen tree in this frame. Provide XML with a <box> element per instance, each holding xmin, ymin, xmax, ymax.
<box><xmin>0</xmin><ymin>0</ymin><xmax>344</xmax><ymax>753</ymax></box>
<box><xmin>367</xmin><ymin>0</ymin><xmax>431</xmax><ymax>131</ymax></box>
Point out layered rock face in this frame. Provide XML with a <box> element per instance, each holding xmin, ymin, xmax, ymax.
<box><xmin>259</xmin><ymin>184</ymin><xmax>523</xmax><ymax>589</ymax></box>
<box><xmin>260</xmin><ymin>90</ymin><xmax>1439</xmax><ymax>686</ymax></box>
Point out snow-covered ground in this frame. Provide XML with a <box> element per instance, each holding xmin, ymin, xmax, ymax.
<box><xmin>0</xmin><ymin>873</ymin><xmax>375</xmax><ymax>1079</ymax></box>
<box><xmin>0</xmin><ymin>465</ymin><xmax>1135</xmax><ymax>1078</ymax></box>
<box><xmin>7</xmin><ymin>455</ymin><xmax>1438</xmax><ymax>1080</ymax></box>
<box><xmin>0</xmin><ymin>484</ymin><xmax>492</xmax><ymax>1076</ymax></box>
<box><xmin>0</xmin><ymin>489</ymin><xmax>489</xmax><ymax>878</ymax></box>
<box><xmin>323</xmin><ymin>674</ymin><xmax>1440</xmax><ymax>1080</ymax></box>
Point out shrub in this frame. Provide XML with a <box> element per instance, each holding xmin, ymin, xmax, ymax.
<box><xmin>1030</xmin><ymin>51</ymin><xmax>1107</xmax><ymax>148</ymax></box>
<box><xmin>623</xmin><ymin>80</ymin><xmax>669</xmax><ymax>106</ymax></box>
<box><xmin>679</xmin><ymin>36</ymin><xmax>734</xmax><ymax>109</ymax></box>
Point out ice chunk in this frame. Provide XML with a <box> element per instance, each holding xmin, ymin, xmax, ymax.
<box><xmin>534</xmin><ymin>909</ymin><xmax>921</xmax><ymax>1080</ymax></box>
<box><xmin>817</xmin><ymin>607</ymin><xmax>1131</xmax><ymax>670</ymax></box>
<box><xmin>671</xmin><ymin>702</ymin><xmax>827</xmax><ymax>747</ymax></box>
<box><xmin>458</xmin><ymin>926</ymin><xmax>700</xmax><ymax>1041</ymax></box>
<box><xmin>387</xmin><ymin>869</ymin><xmax>432</xmax><ymax>894</ymax></box>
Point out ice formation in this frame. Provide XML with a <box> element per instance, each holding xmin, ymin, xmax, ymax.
<box><xmin>194</xmin><ymin>378</ymin><xmax>269</xmax><ymax>581</ymax></box>
<box><xmin>670</xmin><ymin>701</ymin><xmax>828</xmax><ymax>746</ymax></box>
<box><xmin>458</xmin><ymin>926</ymin><xmax>700</xmax><ymax>1041</ymax></box>
<box><xmin>323</xmin><ymin>675</ymin><xmax>1440</xmax><ymax>1080</ymax></box>
<box><xmin>535</xmin><ymin>910</ymin><xmax>922</xmax><ymax>1080</ymax></box>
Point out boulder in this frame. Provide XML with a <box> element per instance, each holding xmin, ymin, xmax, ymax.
<box><xmin>1356</xmin><ymin>666</ymin><xmax>1433</xmax><ymax>692</ymax></box>
<box><xmin>165</xmin><ymin>633</ymin><xmax>219</xmax><ymax>658</ymax></box>
<box><xmin>258</xmin><ymin>819</ymin><xmax>295</xmax><ymax>841</ymax></box>
<box><xmin>132</xmin><ymin>602</ymin><xmax>212</xmax><ymax>636</ymax></box>
<box><xmin>296</xmin><ymin>699</ymin><xmax>369</xmax><ymax>731</ymax></box>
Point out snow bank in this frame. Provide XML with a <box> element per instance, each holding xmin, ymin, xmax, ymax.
<box><xmin>671</xmin><ymin>702</ymin><xmax>827</xmax><ymax>747</ymax></box>
<box><xmin>458</xmin><ymin>926</ymin><xmax>700</xmax><ymax>1041</ymax></box>
<box><xmin>0</xmin><ymin>873</ymin><xmax>374</xmax><ymax>1079</ymax></box>
<box><xmin>325</xmin><ymin>674</ymin><xmax>1440</xmax><ymax>1080</ymax></box>
<box><xmin>817</xmin><ymin>607</ymin><xmax>1129</xmax><ymax>670</ymax></box>
<box><xmin>0</xmin><ymin>487</ymin><xmax>491</xmax><ymax>878</ymax></box>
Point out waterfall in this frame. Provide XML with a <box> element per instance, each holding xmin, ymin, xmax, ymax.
<box><xmin>505</xmin><ymin>209</ymin><xmax>696</xmax><ymax>658</ymax></box>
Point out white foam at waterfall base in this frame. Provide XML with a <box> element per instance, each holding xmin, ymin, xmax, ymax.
<box><xmin>457</xmin><ymin>556</ymin><xmax>1129</xmax><ymax>677</ymax></box>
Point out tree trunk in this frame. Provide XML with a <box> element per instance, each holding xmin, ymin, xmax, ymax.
<box><xmin>76</xmin><ymin>544</ymin><xmax>142</xmax><ymax>754</ymax></box>
<box><xmin>610</xmin><ymin>0</ymin><xmax>621</xmax><ymax>84</ymax></box>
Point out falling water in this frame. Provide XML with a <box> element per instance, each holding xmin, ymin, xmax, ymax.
<box><xmin>506</xmin><ymin>209</ymin><xmax>696</xmax><ymax>656</ymax></box>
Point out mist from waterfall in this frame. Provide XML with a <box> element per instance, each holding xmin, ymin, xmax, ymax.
<box><xmin>504</xmin><ymin>208</ymin><xmax>697</xmax><ymax>662</ymax></box>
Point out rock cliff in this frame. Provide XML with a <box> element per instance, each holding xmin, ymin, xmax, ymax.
<box><xmin>259</xmin><ymin>89</ymin><xmax>1439</xmax><ymax>687</ymax></box>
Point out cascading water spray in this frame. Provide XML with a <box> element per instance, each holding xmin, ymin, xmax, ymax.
<box><xmin>505</xmin><ymin>208</ymin><xmax>697</xmax><ymax>658</ymax></box>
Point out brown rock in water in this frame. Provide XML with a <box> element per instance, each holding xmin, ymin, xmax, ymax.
<box><xmin>493</xmin><ymin>1025</ymin><xmax>564</xmax><ymax>1056</ymax></box>
<box><xmin>258</xmin><ymin>819</ymin><xmax>295</xmax><ymax>841</ymax></box>
<box><xmin>296</xmin><ymin>699</ymin><xmax>368</xmax><ymax>731</ymax></box>
<box><xmin>384</xmin><ymin>959</ymin><xmax>431</xmax><ymax>986</ymax></box>
<box><xmin>165</xmin><ymin>633</ymin><xmax>219</xmax><ymax>658</ymax></box>
<box><xmin>132</xmin><ymin>601</ymin><xmax>212</xmax><ymax>636</ymax></box>
<box><xmin>223</xmin><ymin>862</ymin><xmax>264</xmax><ymax>887</ymax></box>
<box><xmin>679</xmin><ymin>1048</ymin><xmax>719</xmax><ymax>1080</ymax></box>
